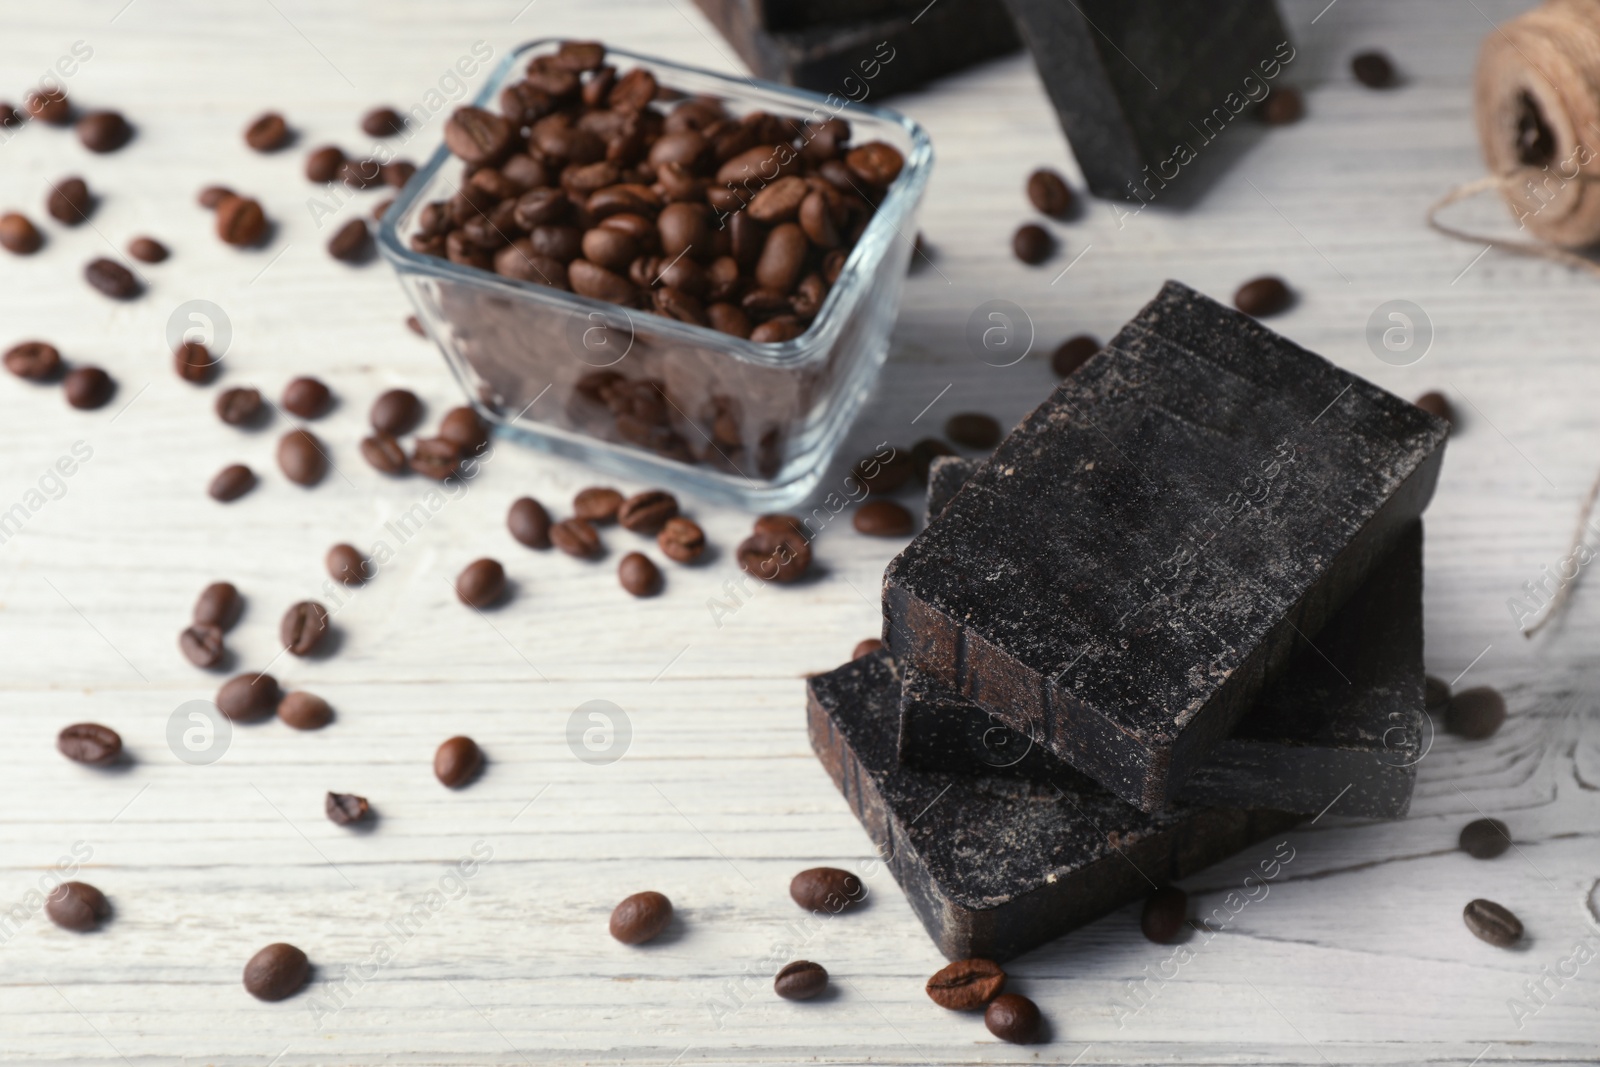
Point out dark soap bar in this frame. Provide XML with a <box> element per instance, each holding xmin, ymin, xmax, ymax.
<box><xmin>884</xmin><ymin>281</ymin><xmax>1448</xmax><ymax>812</ymax></box>
<box><xmin>997</xmin><ymin>0</ymin><xmax>1293</xmax><ymax>199</ymax></box>
<box><xmin>691</xmin><ymin>0</ymin><xmax>1019</xmax><ymax>99</ymax></box>
<box><xmin>808</xmin><ymin>650</ymin><xmax>1301</xmax><ymax>961</ymax></box>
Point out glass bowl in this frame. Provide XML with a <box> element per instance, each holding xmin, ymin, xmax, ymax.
<box><xmin>377</xmin><ymin>39</ymin><xmax>933</xmax><ymax>509</ymax></box>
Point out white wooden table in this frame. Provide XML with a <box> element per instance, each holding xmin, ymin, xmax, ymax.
<box><xmin>2</xmin><ymin>0</ymin><xmax>1597</xmax><ymax>1063</ymax></box>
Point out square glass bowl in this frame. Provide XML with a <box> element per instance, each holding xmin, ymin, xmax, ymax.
<box><xmin>378</xmin><ymin>40</ymin><xmax>932</xmax><ymax>509</ymax></box>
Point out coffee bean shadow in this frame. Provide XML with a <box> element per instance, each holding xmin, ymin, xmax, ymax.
<box><xmin>637</xmin><ymin>912</ymin><xmax>690</xmax><ymax>947</ymax></box>
<box><xmin>487</xmin><ymin>579</ymin><xmax>523</xmax><ymax>610</ymax></box>
<box><xmin>204</xmin><ymin>647</ymin><xmax>239</xmax><ymax>675</ymax></box>
<box><xmin>98</xmin><ymin>751</ymin><xmax>139</xmax><ymax>774</ymax></box>
<box><xmin>799</xmin><ymin>981</ymin><xmax>842</xmax><ymax>1004</ymax></box>
<box><xmin>235</xmin><ymin>403</ymin><xmax>274</xmax><ymax>432</ymax></box>
<box><xmin>302</xmin><ymin>626</ymin><xmax>346</xmax><ymax>661</ymax></box>
<box><xmin>343</xmin><ymin>807</ymin><xmax>381</xmax><ymax>835</ymax></box>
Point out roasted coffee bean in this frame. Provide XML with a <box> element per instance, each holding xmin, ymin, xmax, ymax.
<box><xmin>85</xmin><ymin>258</ymin><xmax>141</xmax><ymax>299</ymax></box>
<box><xmin>738</xmin><ymin>526</ymin><xmax>810</xmax><ymax>583</ymax></box>
<box><xmin>618</xmin><ymin>551</ymin><xmax>661</xmax><ymax>596</ymax></box>
<box><xmin>1415</xmin><ymin>391</ymin><xmax>1452</xmax><ymax>426</ymax></box>
<box><xmin>445</xmin><ymin>106</ymin><xmax>513</xmax><ymax>165</ymax></box>
<box><xmin>925</xmin><ymin>958</ymin><xmax>1006</xmax><ymax>1011</ymax></box>
<box><xmin>1234</xmin><ymin>275</ymin><xmax>1291</xmax><ymax>316</ymax></box>
<box><xmin>569</xmin><ymin>259</ymin><xmax>638</xmax><ymax>303</ymax></box>
<box><xmin>617</xmin><ymin>490</ymin><xmax>678</xmax><ymax>533</ymax></box>
<box><xmin>410</xmin><ymin>436</ymin><xmax>461</xmax><ymax>479</ymax></box>
<box><xmin>57</xmin><ymin>723</ymin><xmax>123</xmax><ymax>766</ymax></box>
<box><xmin>609</xmin><ymin>890</ymin><xmax>672</xmax><ymax>944</ymax></box>
<box><xmin>1425</xmin><ymin>674</ymin><xmax>1451</xmax><ymax>712</ymax></box>
<box><xmin>910</xmin><ymin>438</ymin><xmax>955</xmax><ymax>483</ymax></box>
<box><xmin>327</xmin><ymin>543</ymin><xmax>368</xmax><ymax>585</ymax></box>
<box><xmin>306</xmin><ymin>145</ymin><xmax>344</xmax><ymax>182</ymax></box>
<box><xmin>5</xmin><ymin>341</ymin><xmax>61</xmax><ymax>381</ymax></box>
<box><xmin>179</xmin><ymin>623</ymin><xmax>226</xmax><ymax>668</ymax></box>
<box><xmin>945</xmin><ymin>412</ymin><xmax>1001</xmax><ymax>449</ymax></box>
<box><xmin>1352</xmin><ymin>50</ymin><xmax>1397</xmax><ymax>89</ymax></box>
<box><xmin>751</xmin><ymin>316</ymin><xmax>803</xmax><ymax>343</ymax></box>
<box><xmin>656</xmin><ymin>516</ymin><xmax>705</xmax><ymax>563</ymax></box>
<box><xmin>1463</xmin><ymin>898</ymin><xmax>1522</xmax><ymax>947</ymax></box>
<box><xmin>799</xmin><ymin>190</ymin><xmax>840</xmax><ymax>247</ymax></box>
<box><xmin>552</xmin><ymin>517</ymin><xmax>602</xmax><ymax>558</ymax></box>
<box><xmin>175</xmin><ymin>341</ymin><xmax>217</xmax><ymax>384</ymax></box>
<box><xmin>508</xmin><ymin>497</ymin><xmax>552</xmax><ymax>549</ymax></box>
<box><xmin>216</xmin><ymin>387</ymin><xmax>263</xmax><ymax>426</ymax></box>
<box><xmin>0</xmin><ymin>102</ymin><xmax>19</xmax><ymax>128</ymax></box>
<box><xmin>277</xmin><ymin>429</ymin><xmax>328</xmax><ymax>486</ymax></box>
<box><xmin>1141</xmin><ymin>886</ymin><xmax>1188</xmax><ymax>943</ymax></box>
<box><xmin>64</xmin><ymin>366</ymin><xmax>115</xmax><ymax>409</ymax></box>
<box><xmin>1026</xmin><ymin>168</ymin><xmax>1073</xmax><ymax>217</ymax></box>
<box><xmin>575</xmin><ymin>486</ymin><xmax>625</xmax><ymax>523</ymax></box>
<box><xmin>47</xmin><ymin>176</ymin><xmax>93</xmax><ymax>224</ymax></box>
<box><xmin>852</xmin><ymin>450</ymin><xmax>912</xmax><ymax>494</ymax></box>
<box><xmin>456</xmin><ymin>558</ymin><xmax>507</xmax><ymax>608</ymax></box>
<box><xmin>278</xmin><ymin>690</ymin><xmax>333</xmax><ymax>730</ymax></box>
<box><xmin>282</xmin><ymin>376</ymin><xmax>332</xmax><ymax>418</ymax></box>
<box><xmin>1052</xmin><ymin>334</ymin><xmax>1100</xmax><ymax>377</ymax></box>
<box><xmin>1259</xmin><ymin>86</ymin><xmax>1304</xmax><ymax>125</ymax></box>
<box><xmin>985</xmin><ymin>993</ymin><xmax>1041</xmax><ymax>1044</ymax></box>
<box><xmin>440</xmin><ymin>406</ymin><xmax>489</xmax><ymax>453</ymax></box>
<box><xmin>216</xmin><ymin>195</ymin><xmax>268</xmax><ymax>246</ymax></box>
<box><xmin>362</xmin><ymin>432</ymin><xmax>408</xmax><ymax>474</ymax></box>
<box><xmin>326</xmin><ymin>792</ymin><xmax>370</xmax><ymax>826</ymax></box>
<box><xmin>405</xmin><ymin>315</ymin><xmax>425</xmax><ymax>336</ymax></box>
<box><xmin>77</xmin><ymin>110</ymin><xmax>131</xmax><ymax>153</ymax></box>
<box><xmin>382</xmin><ymin>159</ymin><xmax>417</xmax><ymax>188</ymax></box>
<box><xmin>46</xmin><ymin>882</ymin><xmax>110</xmax><ymax>932</ymax></box>
<box><xmin>337</xmin><ymin>157</ymin><xmax>383</xmax><ymax>190</ymax></box>
<box><xmin>774</xmin><ymin>960</ymin><xmax>828</xmax><ymax>1000</ymax></box>
<box><xmin>790</xmin><ymin>867</ymin><xmax>862</xmax><ymax>912</ymax></box>
<box><xmin>198</xmin><ymin>184</ymin><xmax>235</xmax><ymax>209</ymax></box>
<box><xmin>128</xmin><ymin>236</ymin><xmax>168</xmax><ymax>263</ymax></box>
<box><xmin>1446</xmin><ymin>686</ymin><xmax>1506</xmax><ymax>739</ymax></box>
<box><xmin>0</xmin><ymin>212</ymin><xmax>43</xmax><ymax>254</ymax></box>
<box><xmin>327</xmin><ymin>219</ymin><xmax>372</xmax><ymax>263</ymax></box>
<box><xmin>244</xmin><ymin>112</ymin><xmax>291</xmax><ymax>151</ymax></box>
<box><xmin>209</xmin><ymin>463</ymin><xmax>256</xmax><ymax>502</ymax></box>
<box><xmin>434</xmin><ymin>735</ymin><xmax>483</xmax><ymax>787</ymax></box>
<box><xmin>853</xmin><ymin>500</ymin><xmax>913</xmax><ymax>537</ymax></box>
<box><xmin>243</xmin><ymin>943</ymin><xmax>309</xmax><ymax>1001</ymax></box>
<box><xmin>194</xmin><ymin>581</ymin><xmax>243</xmax><ymax>630</ymax></box>
<box><xmin>852</xmin><ymin>638</ymin><xmax>882</xmax><ymax>660</ymax></box>
<box><xmin>1012</xmin><ymin>224</ymin><xmax>1053</xmax><ymax>265</ymax></box>
<box><xmin>707</xmin><ymin>301</ymin><xmax>751</xmax><ymax>338</ymax></box>
<box><xmin>26</xmin><ymin>88</ymin><xmax>72</xmax><ymax>125</ymax></box>
<box><xmin>755</xmin><ymin>223</ymin><xmax>808</xmax><ymax>292</ymax></box>
<box><xmin>370</xmin><ymin>388</ymin><xmax>422</xmax><ymax>435</ymax></box>
<box><xmin>1459</xmin><ymin>817</ymin><xmax>1511</xmax><ymax>859</ymax></box>
<box><xmin>280</xmin><ymin>600</ymin><xmax>330</xmax><ymax>656</ymax></box>
<box><xmin>216</xmin><ymin>672</ymin><xmax>281</xmax><ymax>721</ymax></box>
<box><xmin>362</xmin><ymin>106</ymin><xmax>406</xmax><ymax>137</ymax></box>
<box><xmin>845</xmin><ymin>141</ymin><xmax>905</xmax><ymax>186</ymax></box>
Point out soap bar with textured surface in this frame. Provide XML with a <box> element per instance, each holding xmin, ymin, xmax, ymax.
<box><xmin>808</xmin><ymin>650</ymin><xmax>1301</xmax><ymax>961</ymax></box>
<box><xmin>884</xmin><ymin>281</ymin><xmax>1447</xmax><ymax>812</ymax></box>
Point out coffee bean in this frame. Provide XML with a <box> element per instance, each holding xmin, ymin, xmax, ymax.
<box><xmin>277</xmin><ymin>429</ymin><xmax>329</xmax><ymax>486</ymax></box>
<box><xmin>85</xmin><ymin>258</ymin><xmax>141</xmax><ymax>300</ymax></box>
<box><xmin>385</xmin><ymin>160</ymin><xmax>417</xmax><ymax>188</ymax></box>
<box><xmin>617</xmin><ymin>490</ymin><xmax>678</xmax><ymax>533</ymax></box>
<box><xmin>0</xmin><ymin>212</ymin><xmax>43</xmax><ymax>254</ymax></box>
<box><xmin>1415</xmin><ymin>391</ymin><xmax>1452</xmax><ymax>426</ymax></box>
<box><xmin>57</xmin><ymin>723</ymin><xmax>123</xmax><ymax>766</ymax></box>
<box><xmin>216</xmin><ymin>387</ymin><xmax>263</xmax><ymax>426</ymax></box>
<box><xmin>362</xmin><ymin>106</ymin><xmax>406</xmax><ymax>137</ymax></box>
<box><xmin>278</xmin><ymin>690</ymin><xmax>333</xmax><ymax>730</ymax></box>
<box><xmin>371</xmin><ymin>388</ymin><xmax>422</xmax><ymax>435</ymax></box>
<box><xmin>64</xmin><ymin>366</ymin><xmax>115</xmax><ymax>409</ymax></box>
<box><xmin>405</xmin><ymin>314</ymin><xmax>424</xmax><ymax>336</ymax></box>
<box><xmin>445</xmin><ymin>106</ymin><xmax>513</xmax><ymax>165</ymax></box>
<box><xmin>439</xmin><ymin>406</ymin><xmax>489</xmax><ymax>453</ymax></box>
<box><xmin>175</xmin><ymin>341</ymin><xmax>218</xmax><ymax>384</ymax></box>
<box><xmin>434</xmin><ymin>735</ymin><xmax>483</xmax><ymax>787</ymax></box>
<box><xmin>575</xmin><ymin>486</ymin><xmax>625</xmax><ymax>523</ymax></box>
<box><xmin>1026</xmin><ymin>168</ymin><xmax>1073</xmax><ymax>217</ymax></box>
<box><xmin>326</xmin><ymin>792</ymin><xmax>369</xmax><ymax>826</ymax></box>
<box><xmin>1446</xmin><ymin>686</ymin><xmax>1506</xmax><ymax>740</ymax></box>
<box><xmin>209</xmin><ymin>463</ymin><xmax>256</xmax><ymax>502</ymax></box>
<box><xmin>507</xmin><ymin>497</ymin><xmax>552</xmax><ymax>549</ymax></box>
<box><xmin>985</xmin><ymin>993</ymin><xmax>1041</xmax><ymax>1043</ymax></box>
<box><xmin>77</xmin><ymin>111</ymin><xmax>131</xmax><ymax>153</ymax></box>
<box><xmin>194</xmin><ymin>581</ymin><xmax>243</xmax><ymax>630</ymax></box>
<box><xmin>46</xmin><ymin>882</ymin><xmax>110</xmax><ymax>932</ymax></box>
<box><xmin>456</xmin><ymin>558</ymin><xmax>507</xmax><ymax>608</ymax></box>
<box><xmin>306</xmin><ymin>146</ymin><xmax>344</xmax><ymax>183</ymax></box>
<box><xmin>1352</xmin><ymin>50</ymin><xmax>1397</xmax><ymax>89</ymax></box>
<box><xmin>128</xmin><ymin>236</ymin><xmax>168</xmax><ymax>263</ymax></box>
<box><xmin>756</xmin><ymin>222</ymin><xmax>808</xmax><ymax>292</ymax></box>
<box><xmin>945</xmin><ymin>412</ymin><xmax>1001</xmax><ymax>449</ymax></box>
<box><xmin>845</xmin><ymin>141</ymin><xmax>905</xmax><ymax>185</ymax></box>
<box><xmin>179</xmin><ymin>623</ymin><xmax>226</xmax><ymax>668</ymax></box>
<box><xmin>852</xmin><ymin>638</ymin><xmax>882</xmax><ymax>660</ymax></box>
<box><xmin>243</xmin><ymin>943</ymin><xmax>309</xmax><ymax>1001</ymax></box>
<box><xmin>198</xmin><ymin>185</ymin><xmax>235</xmax><ymax>209</ymax></box>
<box><xmin>553</xmin><ymin>517</ymin><xmax>602</xmax><ymax>558</ymax></box>
<box><xmin>774</xmin><ymin>960</ymin><xmax>828</xmax><ymax>1000</ymax></box>
<box><xmin>282</xmin><ymin>376</ymin><xmax>332</xmax><ymax>418</ymax></box>
<box><xmin>1259</xmin><ymin>86</ymin><xmax>1304</xmax><ymax>125</ymax></box>
<box><xmin>657</xmin><ymin>517</ymin><xmax>705</xmax><ymax>563</ymax></box>
<box><xmin>338</xmin><ymin>157</ymin><xmax>382</xmax><ymax>190</ymax></box>
<box><xmin>328</xmin><ymin>219</ymin><xmax>372</xmax><ymax>263</ymax></box>
<box><xmin>609</xmin><ymin>890</ymin><xmax>672</xmax><ymax>944</ymax></box>
<box><xmin>925</xmin><ymin>958</ymin><xmax>1006</xmax><ymax>1011</ymax></box>
<box><xmin>852</xmin><ymin>450</ymin><xmax>913</xmax><ymax>494</ymax></box>
<box><xmin>47</xmin><ymin>177</ymin><xmax>93</xmax><ymax>224</ymax></box>
<box><xmin>317</xmin><ymin>545</ymin><xmax>364</xmax><ymax>589</ymax></box>
<box><xmin>1012</xmin><ymin>224</ymin><xmax>1053</xmax><ymax>265</ymax></box>
<box><xmin>1425</xmin><ymin>674</ymin><xmax>1451</xmax><ymax>712</ymax></box>
<box><xmin>790</xmin><ymin>867</ymin><xmax>862</xmax><ymax>912</ymax></box>
<box><xmin>1141</xmin><ymin>885</ymin><xmax>1188</xmax><ymax>943</ymax></box>
<box><xmin>1459</xmin><ymin>817</ymin><xmax>1511</xmax><ymax>859</ymax></box>
<box><xmin>25</xmin><ymin>88</ymin><xmax>71</xmax><ymax>125</ymax></box>
<box><xmin>362</xmin><ymin>432</ymin><xmax>408</xmax><ymax>475</ymax></box>
<box><xmin>5</xmin><ymin>341</ymin><xmax>61</xmax><ymax>381</ymax></box>
<box><xmin>280</xmin><ymin>601</ymin><xmax>330</xmax><ymax>657</ymax></box>
<box><xmin>910</xmin><ymin>438</ymin><xmax>955</xmax><ymax>483</ymax></box>
<box><xmin>244</xmin><ymin>112</ymin><xmax>290</xmax><ymax>152</ymax></box>
<box><xmin>1234</xmin><ymin>275</ymin><xmax>1291</xmax><ymax>317</ymax></box>
<box><xmin>216</xmin><ymin>196</ymin><xmax>268</xmax><ymax>246</ymax></box>
<box><xmin>853</xmin><ymin>500</ymin><xmax>913</xmax><ymax>537</ymax></box>
<box><xmin>1463</xmin><ymin>898</ymin><xmax>1522</xmax><ymax>947</ymax></box>
<box><xmin>618</xmin><ymin>552</ymin><xmax>662</xmax><ymax>597</ymax></box>
<box><xmin>217</xmin><ymin>672</ymin><xmax>281</xmax><ymax>721</ymax></box>
<box><xmin>1052</xmin><ymin>334</ymin><xmax>1100</xmax><ymax>377</ymax></box>
<box><xmin>410</xmin><ymin>436</ymin><xmax>461</xmax><ymax>479</ymax></box>
<box><xmin>739</xmin><ymin>522</ymin><xmax>811</xmax><ymax>583</ymax></box>
<box><xmin>0</xmin><ymin>102</ymin><xmax>18</xmax><ymax>128</ymax></box>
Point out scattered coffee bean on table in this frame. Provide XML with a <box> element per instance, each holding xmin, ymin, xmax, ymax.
<box><xmin>1415</xmin><ymin>391</ymin><xmax>1453</xmax><ymax>426</ymax></box>
<box><xmin>617</xmin><ymin>490</ymin><xmax>678</xmax><ymax>533</ymax></box>
<box><xmin>440</xmin><ymin>406</ymin><xmax>489</xmax><ymax>453</ymax></box>
<box><xmin>280</xmin><ymin>601</ymin><xmax>330</xmax><ymax>655</ymax></box>
<box><xmin>456</xmin><ymin>558</ymin><xmax>507</xmax><ymax>608</ymax></box>
<box><xmin>282</xmin><ymin>376</ymin><xmax>332</xmax><ymax>418</ymax></box>
<box><xmin>618</xmin><ymin>552</ymin><xmax>661</xmax><ymax>597</ymax></box>
<box><xmin>852</xmin><ymin>638</ymin><xmax>883</xmax><ymax>660</ymax></box>
<box><xmin>1352</xmin><ymin>50</ymin><xmax>1397</xmax><ymax>88</ymax></box>
<box><xmin>198</xmin><ymin>185</ymin><xmax>235</xmax><ymax>209</ymax></box>
<box><xmin>985</xmin><ymin>993</ymin><xmax>1041</xmax><ymax>1043</ymax></box>
<box><xmin>5</xmin><ymin>341</ymin><xmax>62</xmax><ymax>381</ymax></box>
<box><xmin>362</xmin><ymin>432</ymin><xmax>408</xmax><ymax>474</ymax></box>
<box><xmin>1012</xmin><ymin>223</ymin><xmax>1054</xmax><ymax>264</ymax></box>
<box><xmin>179</xmin><ymin>623</ymin><xmax>226</xmax><ymax>668</ymax></box>
<box><xmin>1026</xmin><ymin>168</ymin><xmax>1073</xmax><ymax>218</ymax></box>
<box><xmin>327</xmin><ymin>543</ymin><xmax>367</xmax><ymax>585</ymax></box>
<box><xmin>326</xmin><ymin>792</ymin><xmax>370</xmax><ymax>826</ymax></box>
<box><xmin>945</xmin><ymin>412</ymin><xmax>1001</xmax><ymax>449</ymax></box>
<box><xmin>853</xmin><ymin>500</ymin><xmax>913</xmax><ymax>537</ymax></box>
<box><xmin>328</xmin><ymin>219</ymin><xmax>372</xmax><ymax>263</ymax></box>
<box><xmin>0</xmin><ymin>212</ymin><xmax>43</xmax><ymax>254</ymax></box>
<box><xmin>926</xmin><ymin>958</ymin><xmax>1006</xmax><ymax>1010</ymax></box>
<box><xmin>127</xmin><ymin>236</ymin><xmax>168</xmax><ymax>263</ymax></box>
<box><xmin>657</xmin><ymin>517</ymin><xmax>705</xmax><ymax>563</ymax></box>
<box><xmin>194</xmin><ymin>581</ymin><xmax>243</xmax><ymax>630</ymax></box>
<box><xmin>774</xmin><ymin>960</ymin><xmax>828</xmax><ymax>1000</ymax></box>
<box><xmin>1259</xmin><ymin>86</ymin><xmax>1304</xmax><ymax>125</ymax></box>
<box><xmin>362</xmin><ymin>106</ymin><xmax>406</xmax><ymax>136</ymax></box>
<box><xmin>853</xmin><ymin>450</ymin><xmax>913</xmax><ymax>494</ymax></box>
<box><xmin>77</xmin><ymin>110</ymin><xmax>131</xmax><ymax>153</ymax></box>
<box><xmin>47</xmin><ymin>177</ymin><xmax>93</xmax><ymax>224</ymax></box>
<box><xmin>1141</xmin><ymin>886</ymin><xmax>1188</xmax><ymax>943</ymax></box>
<box><xmin>910</xmin><ymin>438</ymin><xmax>955</xmax><ymax>482</ymax></box>
<box><xmin>383</xmin><ymin>160</ymin><xmax>416</xmax><ymax>188</ymax></box>
<box><xmin>306</xmin><ymin>145</ymin><xmax>344</xmax><ymax>182</ymax></box>
<box><xmin>243</xmin><ymin>943</ymin><xmax>309</xmax><ymax>1001</ymax></box>
<box><xmin>790</xmin><ymin>867</ymin><xmax>862</xmax><ymax>912</ymax></box>
<box><xmin>64</xmin><ymin>366</ymin><xmax>115</xmax><ymax>409</ymax></box>
<box><xmin>1234</xmin><ymin>275</ymin><xmax>1291</xmax><ymax>316</ymax></box>
<box><xmin>1459</xmin><ymin>817</ymin><xmax>1511</xmax><ymax>859</ymax></box>
<box><xmin>278</xmin><ymin>690</ymin><xmax>333</xmax><ymax>730</ymax></box>
<box><xmin>1446</xmin><ymin>686</ymin><xmax>1506</xmax><ymax>739</ymax></box>
<box><xmin>434</xmin><ymin>735</ymin><xmax>484</xmax><ymax>788</ymax></box>
<box><xmin>277</xmin><ymin>429</ymin><xmax>329</xmax><ymax>486</ymax></box>
<box><xmin>57</xmin><ymin>723</ymin><xmax>123</xmax><ymax>766</ymax></box>
<box><xmin>216</xmin><ymin>196</ymin><xmax>268</xmax><ymax>246</ymax></box>
<box><xmin>508</xmin><ymin>497</ymin><xmax>552</xmax><ymax>549</ymax></box>
<box><xmin>609</xmin><ymin>890</ymin><xmax>672</xmax><ymax>944</ymax></box>
<box><xmin>85</xmin><ymin>258</ymin><xmax>141</xmax><ymax>300</ymax></box>
<box><xmin>216</xmin><ymin>387</ymin><xmax>263</xmax><ymax>426</ymax></box>
<box><xmin>1425</xmin><ymin>675</ymin><xmax>1451</xmax><ymax>711</ymax></box>
<box><xmin>217</xmin><ymin>672</ymin><xmax>281</xmax><ymax>721</ymax></box>
<box><xmin>371</xmin><ymin>388</ymin><xmax>422</xmax><ymax>435</ymax></box>
<box><xmin>45</xmin><ymin>882</ymin><xmax>110</xmax><ymax>932</ymax></box>
<box><xmin>339</xmin><ymin>157</ymin><xmax>382</xmax><ymax>189</ymax></box>
<box><xmin>411</xmin><ymin>437</ymin><xmax>462</xmax><ymax>479</ymax></box>
<box><xmin>574</xmin><ymin>486</ymin><xmax>624</xmax><ymax>523</ymax></box>
<box><xmin>26</xmin><ymin>88</ymin><xmax>72</xmax><ymax>125</ymax></box>
<box><xmin>1463</xmin><ymin>898</ymin><xmax>1522</xmax><ymax>947</ymax></box>
<box><xmin>175</xmin><ymin>341</ymin><xmax>217</xmax><ymax>384</ymax></box>
<box><xmin>244</xmin><ymin>112</ymin><xmax>291</xmax><ymax>151</ymax></box>
<box><xmin>209</xmin><ymin>463</ymin><xmax>256</xmax><ymax>502</ymax></box>
<box><xmin>552</xmin><ymin>517</ymin><xmax>602</xmax><ymax>559</ymax></box>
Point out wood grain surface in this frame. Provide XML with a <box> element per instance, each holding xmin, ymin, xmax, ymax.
<box><xmin>1</xmin><ymin>0</ymin><xmax>1596</xmax><ymax>1064</ymax></box>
